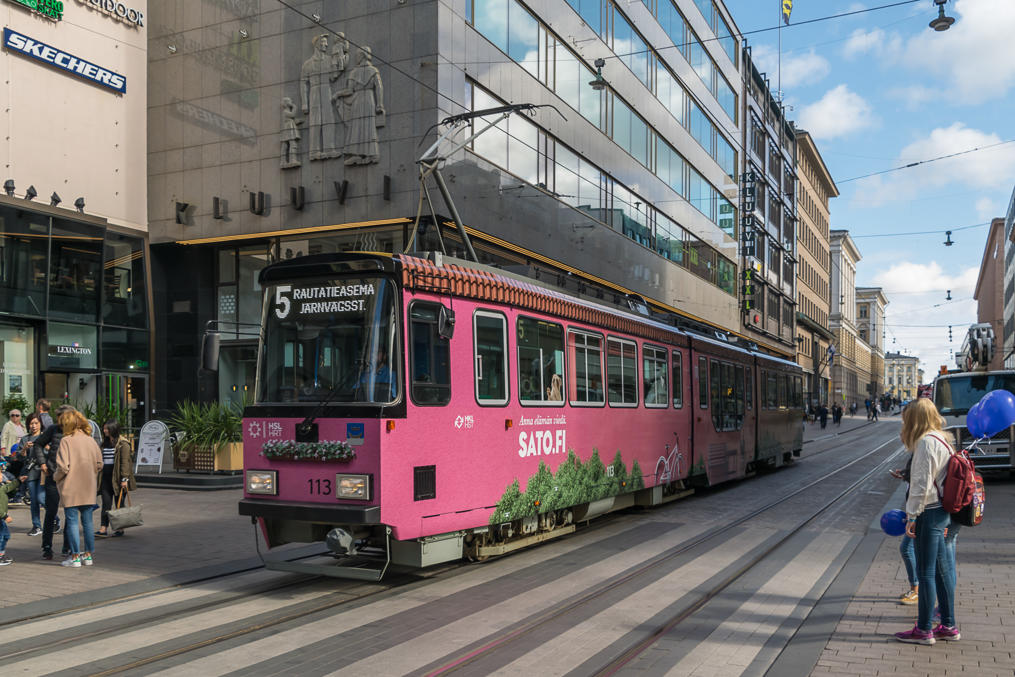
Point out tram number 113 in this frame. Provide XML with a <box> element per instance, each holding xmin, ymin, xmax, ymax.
<box><xmin>308</xmin><ymin>478</ymin><xmax>333</xmax><ymax>495</ymax></box>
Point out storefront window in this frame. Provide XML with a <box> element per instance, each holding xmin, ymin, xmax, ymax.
<box><xmin>49</xmin><ymin>218</ymin><xmax>102</xmax><ymax>323</ymax></box>
<box><xmin>237</xmin><ymin>246</ymin><xmax>268</xmax><ymax>339</ymax></box>
<box><xmin>103</xmin><ymin>231</ymin><xmax>148</xmax><ymax>328</ymax></box>
<box><xmin>0</xmin><ymin>205</ymin><xmax>49</xmax><ymax>318</ymax></box>
<box><xmin>100</xmin><ymin>327</ymin><xmax>150</xmax><ymax>371</ymax></box>
<box><xmin>46</xmin><ymin>322</ymin><xmax>98</xmax><ymax>370</ymax></box>
<box><xmin>0</xmin><ymin>325</ymin><xmax>35</xmax><ymax>406</ymax></box>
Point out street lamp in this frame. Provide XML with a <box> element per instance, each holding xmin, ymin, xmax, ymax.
<box><xmin>929</xmin><ymin>0</ymin><xmax>955</xmax><ymax>32</ymax></box>
<box><xmin>589</xmin><ymin>58</ymin><xmax>607</xmax><ymax>91</ymax></box>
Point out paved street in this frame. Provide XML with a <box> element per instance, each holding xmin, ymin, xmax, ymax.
<box><xmin>0</xmin><ymin>415</ymin><xmax>1011</xmax><ymax>677</ymax></box>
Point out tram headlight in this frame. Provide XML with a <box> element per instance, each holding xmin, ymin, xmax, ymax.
<box><xmin>335</xmin><ymin>474</ymin><xmax>370</xmax><ymax>500</ymax></box>
<box><xmin>246</xmin><ymin>470</ymin><xmax>278</xmax><ymax>495</ymax></box>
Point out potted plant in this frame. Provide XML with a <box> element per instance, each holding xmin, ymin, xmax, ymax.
<box><xmin>168</xmin><ymin>400</ymin><xmax>243</xmax><ymax>472</ymax></box>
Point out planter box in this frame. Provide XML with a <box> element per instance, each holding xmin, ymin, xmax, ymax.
<box><xmin>215</xmin><ymin>441</ymin><xmax>244</xmax><ymax>472</ymax></box>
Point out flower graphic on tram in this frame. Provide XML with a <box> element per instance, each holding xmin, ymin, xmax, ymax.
<box><xmin>489</xmin><ymin>449</ymin><xmax>644</xmax><ymax>524</ymax></box>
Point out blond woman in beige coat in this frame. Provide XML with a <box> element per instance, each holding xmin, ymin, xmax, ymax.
<box><xmin>54</xmin><ymin>409</ymin><xmax>103</xmax><ymax>568</ymax></box>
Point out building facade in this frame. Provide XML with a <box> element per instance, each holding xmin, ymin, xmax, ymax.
<box><xmin>885</xmin><ymin>352</ymin><xmax>919</xmax><ymax>402</ymax></box>
<box><xmin>856</xmin><ymin>287</ymin><xmax>887</xmax><ymax>399</ymax></box>
<box><xmin>0</xmin><ymin>0</ymin><xmax>150</xmax><ymax>425</ymax></box>
<box><xmin>793</xmin><ymin>130</ymin><xmax>835</xmax><ymax>406</ymax></box>
<box><xmin>829</xmin><ymin>230</ymin><xmax>863</xmax><ymax>406</ymax></box>
<box><xmin>973</xmin><ymin>217</ymin><xmax>1006</xmax><ymax>371</ymax></box>
<box><xmin>739</xmin><ymin>50</ymin><xmax>797</xmax><ymax>355</ymax></box>
<box><xmin>147</xmin><ymin>0</ymin><xmax>759</xmax><ymax>408</ymax></box>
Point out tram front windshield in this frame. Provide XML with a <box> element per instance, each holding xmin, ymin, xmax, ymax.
<box><xmin>935</xmin><ymin>373</ymin><xmax>1015</xmax><ymax>416</ymax></box>
<box><xmin>259</xmin><ymin>277</ymin><xmax>400</xmax><ymax>405</ymax></box>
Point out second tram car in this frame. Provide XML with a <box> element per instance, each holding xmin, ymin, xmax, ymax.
<box><xmin>238</xmin><ymin>253</ymin><xmax>804</xmax><ymax>578</ymax></box>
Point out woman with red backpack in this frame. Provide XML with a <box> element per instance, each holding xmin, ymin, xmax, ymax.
<box><xmin>893</xmin><ymin>398</ymin><xmax>959</xmax><ymax>645</ymax></box>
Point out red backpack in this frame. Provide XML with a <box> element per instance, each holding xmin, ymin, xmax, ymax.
<box><xmin>928</xmin><ymin>433</ymin><xmax>985</xmax><ymax>527</ymax></box>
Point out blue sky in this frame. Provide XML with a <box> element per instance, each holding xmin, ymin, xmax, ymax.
<box><xmin>724</xmin><ymin>0</ymin><xmax>1013</xmax><ymax>380</ymax></box>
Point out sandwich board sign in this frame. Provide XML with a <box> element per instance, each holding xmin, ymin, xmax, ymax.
<box><xmin>135</xmin><ymin>420</ymin><xmax>170</xmax><ymax>474</ymax></box>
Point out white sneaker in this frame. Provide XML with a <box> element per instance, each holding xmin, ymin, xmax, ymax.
<box><xmin>61</xmin><ymin>556</ymin><xmax>81</xmax><ymax>568</ymax></box>
<box><xmin>81</xmin><ymin>554</ymin><xmax>93</xmax><ymax>566</ymax></box>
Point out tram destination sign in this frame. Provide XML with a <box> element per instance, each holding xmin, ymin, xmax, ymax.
<box><xmin>5</xmin><ymin>0</ymin><xmax>63</xmax><ymax>20</ymax></box>
<box><xmin>2</xmin><ymin>28</ymin><xmax>127</xmax><ymax>93</ymax></box>
<box><xmin>273</xmin><ymin>283</ymin><xmax>376</xmax><ymax>319</ymax></box>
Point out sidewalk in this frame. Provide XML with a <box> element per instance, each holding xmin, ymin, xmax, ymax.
<box><xmin>813</xmin><ymin>477</ymin><xmax>1015</xmax><ymax>675</ymax></box>
<box><xmin>0</xmin><ymin>487</ymin><xmax>315</xmax><ymax>621</ymax></box>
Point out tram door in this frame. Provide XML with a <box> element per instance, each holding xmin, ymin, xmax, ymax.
<box><xmin>102</xmin><ymin>373</ymin><xmax>147</xmax><ymax>433</ymax></box>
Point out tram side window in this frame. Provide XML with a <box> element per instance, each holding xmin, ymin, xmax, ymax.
<box><xmin>607</xmin><ymin>337</ymin><xmax>638</xmax><ymax>406</ymax></box>
<box><xmin>709</xmin><ymin>359</ymin><xmax>721</xmax><ymax>429</ymax></box>
<box><xmin>698</xmin><ymin>356</ymin><xmax>708</xmax><ymax>408</ymax></box>
<box><xmin>643</xmin><ymin>345</ymin><xmax>668</xmax><ymax>408</ymax></box>
<box><xmin>765</xmin><ymin>371</ymin><xmax>777</xmax><ymax>409</ymax></box>
<box><xmin>777</xmin><ymin>373</ymin><xmax>787</xmax><ymax>408</ymax></box>
<box><xmin>672</xmin><ymin>349</ymin><xmax>683</xmax><ymax>408</ymax></box>
<box><xmin>794</xmin><ymin>376</ymin><xmax>803</xmax><ymax>408</ymax></box>
<box><xmin>735</xmin><ymin>365</ymin><xmax>745</xmax><ymax>423</ymax></box>
<box><xmin>474</xmin><ymin>311</ymin><xmax>508</xmax><ymax>406</ymax></box>
<box><xmin>745</xmin><ymin>367</ymin><xmax>753</xmax><ymax>410</ymax></box>
<box><xmin>569</xmin><ymin>330</ymin><xmax>604</xmax><ymax>406</ymax></box>
<box><xmin>410</xmin><ymin>303</ymin><xmax>452</xmax><ymax>405</ymax></box>
<box><xmin>518</xmin><ymin>316</ymin><xmax>564</xmax><ymax>405</ymax></box>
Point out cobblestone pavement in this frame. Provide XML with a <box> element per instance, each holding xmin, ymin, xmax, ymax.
<box><xmin>0</xmin><ymin>486</ymin><xmax>309</xmax><ymax>614</ymax></box>
<box><xmin>812</xmin><ymin>442</ymin><xmax>1015</xmax><ymax>675</ymax></box>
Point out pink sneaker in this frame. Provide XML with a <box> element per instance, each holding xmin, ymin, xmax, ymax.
<box><xmin>933</xmin><ymin>625</ymin><xmax>960</xmax><ymax>641</ymax></box>
<box><xmin>894</xmin><ymin>625</ymin><xmax>935</xmax><ymax>645</ymax></box>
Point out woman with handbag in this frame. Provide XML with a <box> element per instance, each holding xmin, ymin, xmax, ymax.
<box><xmin>53</xmin><ymin>408</ymin><xmax>103</xmax><ymax>568</ymax></box>
<box><xmin>96</xmin><ymin>420</ymin><xmax>136</xmax><ymax>537</ymax></box>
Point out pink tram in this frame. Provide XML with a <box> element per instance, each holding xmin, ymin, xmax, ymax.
<box><xmin>238</xmin><ymin>253</ymin><xmax>803</xmax><ymax>578</ymax></box>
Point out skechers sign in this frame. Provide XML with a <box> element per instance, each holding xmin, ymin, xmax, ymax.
<box><xmin>5</xmin><ymin>0</ymin><xmax>63</xmax><ymax>21</ymax></box>
<box><xmin>3</xmin><ymin>29</ymin><xmax>126</xmax><ymax>93</ymax></box>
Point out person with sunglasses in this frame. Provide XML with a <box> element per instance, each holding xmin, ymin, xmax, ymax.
<box><xmin>1</xmin><ymin>410</ymin><xmax>26</xmax><ymax>459</ymax></box>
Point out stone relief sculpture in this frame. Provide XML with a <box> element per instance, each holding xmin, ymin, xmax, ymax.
<box><xmin>300</xmin><ymin>34</ymin><xmax>340</xmax><ymax>160</ymax></box>
<box><xmin>279</xmin><ymin>97</ymin><xmax>302</xmax><ymax>168</ymax></box>
<box><xmin>331</xmin><ymin>32</ymin><xmax>350</xmax><ymax>75</ymax></box>
<box><xmin>333</xmin><ymin>46</ymin><xmax>385</xmax><ymax>166</ymax></box>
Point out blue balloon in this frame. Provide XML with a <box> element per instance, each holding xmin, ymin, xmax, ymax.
<box><xmin>881</xmin><ymin>509</ymin><xmax>907</xmax><ymax>536</ymax></box>
<box><xmin>966</xmin><ymin>402</ymin><xmax>985</xmax><ymax>438</ymax></box>
<box><xmin>976</xmin><ymin>389</ymin><xmax>1015</xmax><ymax>438</ymax></box>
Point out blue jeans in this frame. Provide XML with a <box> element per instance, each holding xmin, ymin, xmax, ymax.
<box><xmin>943</xmin><ymin>521</ymin><xmax>961</xmax><ymax>591</ymax></box>
<box><xmin>899</xmin><ymin>533</ymin><xmax>917</xmax><ymax>587</ymax></box>
<box><xmin>0</xmin><ymin>519</ymin><xmax>8</xmax><ymax>553</ymax></box>
<box><xmin>63</xmin><ymin>505</ymin><xmax>96</xmax><ymax>556</ymax></box>
<box><xmin>914</xmin><ymin>506</ymin><xmax>956</xmax><ymax>630</ymax></box>
<box><xmin>27</xmin><ymin>478</ymin><xmax>44</xmax><ymax>529</ymax></box>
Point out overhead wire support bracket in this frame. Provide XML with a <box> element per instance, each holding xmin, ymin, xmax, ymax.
<box><xmin>411</xmin><ymin>103</ymin><xmax>565</xmax><ymax>263</ymax></box>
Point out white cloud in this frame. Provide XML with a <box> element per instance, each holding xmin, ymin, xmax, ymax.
<box><xmin>797</xmin><ymin>85</ymin><xmax>874</xmax><ymax>140</ymax></box>
<box><xmin>975</xmin><ymin>197</ymin><xmax>999</xmax><ymax>220</ymax></box>
<box><xmin>885</xmin><ymin>84</ymin><xmax>937</xmax><ymax>110</ymax></box>
<box><xmin>842</xmin><ymin>28</ymin><xmax>902</xmax><ymax>60</ymax></box>
<box><xmin>852</xmin><ymin>123</ymin><xmax>1015</xmax><ymax>208</ymax></box>
<box><xmin>902</xmin><ymin>0</ymin><xmax>1015</xmax><ymax>104</ymax></box>
<box><xmin>751</xmin><ymin>44</ymin><xmax>830</xmax><ymax>90</ymax></box>
<box><xmin>874</xmin><ymin>262</ymin><xmax>978</xmax><ymax>376</ymax></box>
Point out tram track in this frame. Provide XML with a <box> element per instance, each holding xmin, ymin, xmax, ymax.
<box><xmin>422</xmin><ymin>427</ymin><xmax>903</xmax><ymax>676</ymax></box>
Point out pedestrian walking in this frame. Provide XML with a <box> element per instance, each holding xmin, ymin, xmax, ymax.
<box><xmin>818</xmin><ymin>404</ymin><xmax>828</xmax><ymax>429</ymax></box>
<box><xmin>1</xmin><ymin>408</ymin><xmax>26</xmax><ymax>457</ymax></box>
<box><xmin>32</xmin><ymin>404</ymin><xmax>70</xmax><ymax>560</ymax></box>
<box><xmin>96</xmin><ymin>420</ymin><xmax>136</xmax><ymax>538</ymax></box>
<box><xmin>893</xmin><ymin>398</ymin><xmax>959</xmax><ymax>645</ymax></box>
<box><xmin>872</xmin><ymin>402</ymin><xmax>880</xmax><ymax>422</ymax></box>
<box><xmin>53</xmin><ymin>408</ymin><xmax>103</xmax><ymax>568</ymax></box>
<box><xmin>19</xmin><ymin>413</ymin><xmax>44</xmax><ymax>535</ymax></box>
